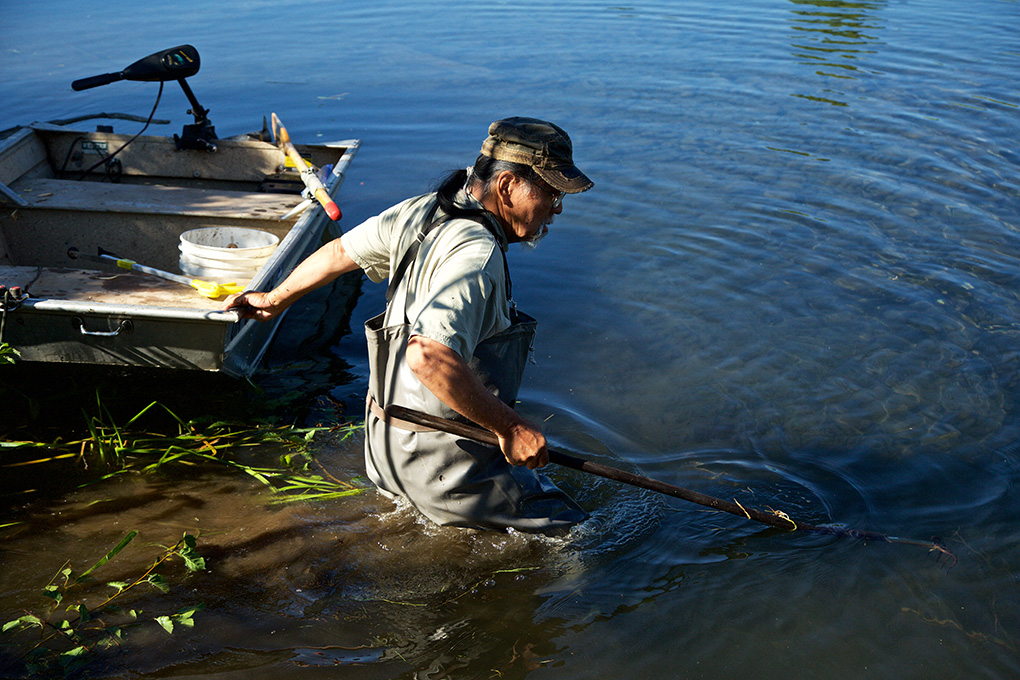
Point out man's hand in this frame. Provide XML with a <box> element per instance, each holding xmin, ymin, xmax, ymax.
<box><xmin>497</xmin><ymin>419</ymin><xmax>549</xmax><ymax>469</ymax></box>
<box><xmin>219</xmin><ymin>290</ymin><xmax>284</xmax><ymax>321</ymax></box>
<box><xmin>220</xmin><ymin>237</ymin><xmax>360</xmax><ymax>321</ymax></box>
<box><xmin>406</xmin><ymin>335</ymin><xmax>549</xmax><ymax>469</ymax></box>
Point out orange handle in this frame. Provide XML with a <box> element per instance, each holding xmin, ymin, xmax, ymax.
<box><xmin>272</xmin><ymin>113</ymin><xmax>341</xmax><ymax>221</ymax></box>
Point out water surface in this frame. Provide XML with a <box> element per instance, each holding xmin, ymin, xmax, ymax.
<box><xmin>2</xmin><ymin>0</ymin><xmax>1019</xmax><ymax>677</ymax></box>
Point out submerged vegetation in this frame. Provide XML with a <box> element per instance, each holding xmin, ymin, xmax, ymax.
<box><xmin>1</xmin><ymin>394</ymin><xmax>366</xmax><ymax>504</ymax></box>
<box><xmin>2</xmin><ymin>530</ymin><xmax>205</xmax><ymax>675</ymax></box>
<box><xmin>0</xmin><ymin>342</ymin><xmax>18</xmax><ymax>365</ymax></box>
<box><xmin>1</xmin><ymin>394</ymin><xmax>366</xmax><ymax>675</ymax></box>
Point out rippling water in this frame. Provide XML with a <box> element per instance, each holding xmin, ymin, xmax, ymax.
<box><xmin>2</xmin><ymin>0</ymin><xmax>1019</xmax><ymax>677</ymax></box>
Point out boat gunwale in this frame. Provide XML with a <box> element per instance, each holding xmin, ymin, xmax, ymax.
<box><xmin>18</xmin><ymin>297</ymin><xmax>240</xmax><ymax>323</ymax></box>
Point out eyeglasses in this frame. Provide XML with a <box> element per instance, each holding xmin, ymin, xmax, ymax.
<box><xmin>533</xmin><ymin>181</ymin><xmax>564</xmax><ymax>209</ymax></box>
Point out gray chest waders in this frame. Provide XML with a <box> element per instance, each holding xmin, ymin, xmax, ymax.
<box><xmin>362</xmin><ymin>200</ymin><xmax>587</xmax><ymax>533</ymax></box>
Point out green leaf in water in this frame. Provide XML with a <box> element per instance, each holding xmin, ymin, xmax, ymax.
<box><xmin>178</xmin><ymin>533</ymin><xmax>206</xmax><ymax>572</ymax></box>
<box><xmin>42</xmin><ymin>585</ymin><xmax>63</xmax><ymax>605</ymax></box>
<box><xmin>172</xmin><ymin>603</ymin><xmax>204</xmax><ymax>629</ymax></box>
<box><xmin>155</xmin><ymin>615</ymin><xmax>173</xmax><ymax>634</ymax></box>
<box><xmin>147</xmin><ymin>574</ymin><xmax>170</xmax><ymax>594</ymax></box>
<box><xmin>57</xmin><ymin>645</ymin><xmax>88</xmax><ymax>669</ymax></box>
<box><xmin>77</xmin><ymin>529</ymin><xmax>137</xmax><ymax>581</ymax></box>
<box><xmin>68</xmin><ymin>603</ymin><xmax>90</xmax><ymax>624</ymax></box>
<box><xmin>3</xmin><ymin>614</ymin><xmax>44</xmax><ymax>632</ymax></box>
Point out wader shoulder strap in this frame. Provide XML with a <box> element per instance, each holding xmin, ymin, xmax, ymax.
<box><xmin>384</xmin><ymin>198</ymin><xmax>513</xmax><ymax>307</ymax></box>
<box><xmin>385</xmin><ymin>200</ymin><xmax>443</xmax><ymax>304</ymax></box>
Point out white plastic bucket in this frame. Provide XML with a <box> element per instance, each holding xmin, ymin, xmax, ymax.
<box><xmin>178</xmin><ymin>227</ymin><xmax>279</xmax><ymax>281</ymax></box>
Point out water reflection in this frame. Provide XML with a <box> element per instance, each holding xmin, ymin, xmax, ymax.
<box><xmin>788</xmin><ymin>0</ymin><xmax>886</xmax><ymax>105</ymax></box>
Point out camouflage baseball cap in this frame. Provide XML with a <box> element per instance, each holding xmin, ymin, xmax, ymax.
<box><xmin>480</xmin><ymin>117</ymin><xmax>594</xmax><ymax>194</ymax></box>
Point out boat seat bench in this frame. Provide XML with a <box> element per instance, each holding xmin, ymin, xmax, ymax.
<box><xmin>1</xmin><ymin>177</ymin><xmax>304</xmax><ymax>272</ymax></box>
<box><xmin>9</xmin><ymin>178</ymin><xmax>301</xmax><ymax>221</ymax></box>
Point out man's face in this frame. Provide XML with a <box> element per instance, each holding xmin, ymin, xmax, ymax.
<box><xmin>506</xmin><ymin>177</ymin><xmax>564</xmax><ymax>246</ymax></box>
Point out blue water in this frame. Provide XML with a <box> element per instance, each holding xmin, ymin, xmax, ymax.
<box><xmin>2</xmin><ymin>0</ymin><xmax>1020</xmax><ymax>677</ymax></box>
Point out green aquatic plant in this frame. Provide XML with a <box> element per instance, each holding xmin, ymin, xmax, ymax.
<box><xmin>3</xmin><ymin>396</ymin><xmax>366</xmax><ymax>503</ymax></box>
<box><xmin>0</xmin><ymin>341</ymin><xmax>18</xmax><ymax>365</ymax></box>
<box><xmin>2</xmin><ymin>531</ymin><xmax>205</xmax><ymax>675</ymax></box>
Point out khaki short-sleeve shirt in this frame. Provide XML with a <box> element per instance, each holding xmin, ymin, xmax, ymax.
<box><xmin>341</xmin><ymin>189</ymin><xmax>511</xmax><ymax>360</ymax></box>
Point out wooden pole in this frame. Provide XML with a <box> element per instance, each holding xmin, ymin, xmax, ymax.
<box><xmin>383</xmin><ymin>404</ymin><xmax>959</xmax><ymax>569</ymax></box>
<box><xmin>385</xmin><ymin>404</ymin><xmax>802</xmax><ymax>531</ymax></box>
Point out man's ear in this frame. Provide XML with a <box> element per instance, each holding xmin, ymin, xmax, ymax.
<box><xmin>493</xmin><ymin>170</ymin><xmax>518</xmax><ymax>208</ymax></box>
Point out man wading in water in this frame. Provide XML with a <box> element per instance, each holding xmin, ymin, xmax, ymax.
<box><xmin>223</xmin><ymin>117</ymin><xmax>593</xmax><ymax>534</ymax></box>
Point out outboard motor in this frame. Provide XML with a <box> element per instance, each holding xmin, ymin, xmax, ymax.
<box><xmin>72</xmin><ymin>45</ymin><xmax>217</xmax><ymax>151</ymax></box>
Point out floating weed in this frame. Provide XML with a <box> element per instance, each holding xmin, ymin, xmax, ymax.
<box><xmin>0</xmin><ymin>342</ymin><xmax>19</xmax><ymax>365</ymax></box>
<box><xmin>1</xmin><ymin>398</ymin><xmax>364</xmax><ymax>673</ymax></box>
<box><xmin>2</xmin><ymin>396</ymin><xmax>367</xmax><ymax>504</ymax></box>
<box><xmin>2</xmin><ymin>531</ymin><xmax>205</xmax><ymax>676</ymax></box>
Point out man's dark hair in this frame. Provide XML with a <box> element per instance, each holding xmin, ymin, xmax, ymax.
<box><xmin>434</xmin><ymin>155</ymin><xmax>538</xmax><ymax>217</ymax></box>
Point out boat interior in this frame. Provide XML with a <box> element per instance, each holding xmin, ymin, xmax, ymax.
<box><xmin>0</xmin><ymin>124</ymin><xmax>339</xmax><ymax>309</ymax></box>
